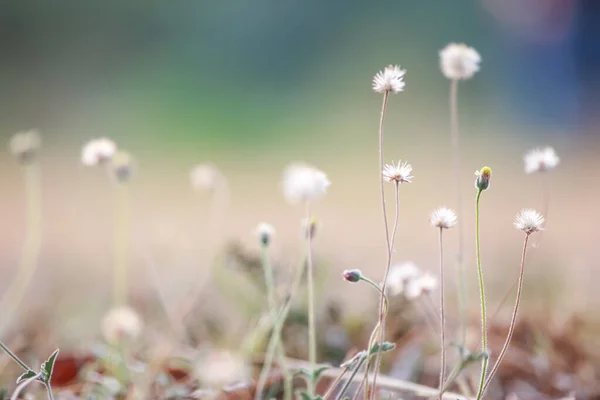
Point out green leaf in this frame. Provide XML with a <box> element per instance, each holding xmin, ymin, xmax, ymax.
<box><xmin>298</xmin><ymin>391</ymin><xmax>312</xmax><ymax>400</ymax></box>
<box><xmin>40</xmin><ymin>349</ymin><xmax>60</xmax><ymax>383</ymax></box>
<box><xmin>15</xmin><ymin>370</ymin><xmax>37</xmax><ymax>384</ymax></box>
<box><xmin>293</xmin><ymin>368</ymin><xmax>312</xmax><ymax>379</ymax></box>
<box><xmin>369</xmin><ymin>342</ymin><xmax>396</xmax><ymax>355</ymax></box>
<box><xmin>311</xmin><ymin>366</ymin><xmax>330</xmax><ymax>383</ymax></box>
<box><xmin>0</xmin><ymin>388</ymin><xmax>7</xmax><ymax>400</ymax></box>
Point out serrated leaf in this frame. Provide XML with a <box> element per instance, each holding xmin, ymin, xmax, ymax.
<box><xmin>15</xmin><ymin>370</ymin><xmax>37</xmax><ymax>384</ymax></box>
<box><xmin>40</xmin><ymin>349</ymin><xmax>60</xmax><ymax>382</ymax></box>
<box><xmin>311</xmin><ymin>366</ymin><xmax>330</xmax><ymax>383</ymax></box>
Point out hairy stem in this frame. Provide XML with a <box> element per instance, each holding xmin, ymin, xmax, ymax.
<box><xmin>335</xmin><ymin>356</ymin><xmax>366</xmax><ymax>400</ymax></box>
<box><xmin>369</xmin><ymin>180</ymin><xmax>399</xmax><ymax>400</ymax></box>
<box><xmin>438</xmin><ymin>228</ymin><xmax>446</xmax><ymax>399</ymax></box>
<box><xmin>482</xmin><ymin>234</ymin><xmax>530</xmax><ymax>395</ymax></box>
<box><xmin>0</xmin><ymin>341</ymin><xmax>33</xmax><ymax>372</ymax></box>
<box><xmin>113</xmin><ymin>183</ymin><xmax>129</xmax><ymax>306</ymax></box>
<box><xmin>305</xmin><ymin>201</ymin><xmax>317</xmax><ymax>398</ymax></box>
<box><xmin>474</xmin><ymin>189</ymin><xmax>488</xmax><ymax>400</ymax></box>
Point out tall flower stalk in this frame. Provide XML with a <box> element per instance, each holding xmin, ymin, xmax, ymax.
<box><xmin>305</xmin><ymin>202</ymin><xmax>318</xmax><ymax>398</ymax></box>
<box><xmin>0</xmin><ymin>131</ymin><xmax>43</xmax><ymax>334</ymax></box>
<box><xmin>429</xmin><ymin>207</ymin><xmax>457</xmax><ymax>398</ymax></box>
<box><xmin>473</xmin><ymin>166</ymin><xmax>491</xmax><ymax>400</ymax></box>
<box><xmin>368</xmin><ymin>64</ymin><xmax>406</xmax><ymax>399</ymax></box>
<box><xmin>440</xmin><ymin>43</ymin><xmax>481</xmax><ymax>345</ymax></box>
<box><xmin>482</xmin><ymin>209</ymin><xmax>544</xmax><ymax>395</ymax></box>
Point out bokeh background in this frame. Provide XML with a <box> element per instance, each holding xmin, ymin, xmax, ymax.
<box><xmin>0</xmin><ymin>0</ymin><xmax>598</xmax><ymax>345</ymax></box>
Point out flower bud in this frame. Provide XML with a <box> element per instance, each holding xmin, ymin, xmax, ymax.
<box><xmin>475</xmin><ymin>166</ymin><xmax>492</xmax><ymax>191</ymax></box>
<box><xmin>343</xmin><ymin>269</ymin><xmax>362</xmax><ymax>283</ymax></box>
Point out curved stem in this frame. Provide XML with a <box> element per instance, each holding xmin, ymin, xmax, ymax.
<box><xmin>482</xmin><ymin>234</ymin><xmax>530</xmax><ymax>395</ymax></box>
<box><xmin>474</xmin><ymin>189</ymin><xmax>488</xmax><ymax>400</ymax></box>
<box><xmin>438</xmin><ymin>228</ymin><xmax>446</xmax><ymax>399</ymax></box>
<box><xmin>369</xmin><ymin>180</ymin><xmax>399</xmax><ymax>400</ymax></box>
<box><xmin>305</xmin><ymin>201</ymin><xmax>317</xmax><ymax>398</ymax></box>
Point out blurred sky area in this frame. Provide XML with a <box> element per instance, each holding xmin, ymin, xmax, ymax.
<box><xmin>0</xmin><ymin>0</ymin><xmax>599</xmax><ymax>152</ymax></box>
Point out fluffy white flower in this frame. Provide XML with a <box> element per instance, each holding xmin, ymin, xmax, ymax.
<box><xmin>282</xmin><ymin>163</ymin><xmax>331</xmax><ymax>204</ymax></box>
<box><xmin>372</xmin><ymin>65</ymin><xmax>406</xmax><ymax>94</ymax></box>
<box><xmin>514</xmin><ymin>209</ymin><xmax>544</xmax><ymax>234</ymax></box>
<box><xmin>439</xmin><ymin>43</ymin><xmax>481</xmax><ymax>80</ymax></box>
<box><xmin>255</xmin><ymin>222</ymin><xmax>275</xmax><ymax>246</ymax></box>
<box><xmin>382</xmin><ymin>160</ymin><xmax>413</xmax><ymax>184</ymax></box>
<box><xmin>190</xmin><ymin>164</ymin><xmax>222</xmax><ymax>191</ymax></box>
<box><xmin>81</xmin><ymin>138</ymin><xmax>116</xmax><ymax>166</ymax></box>
<box><xmin>523</xmin><ymin>147</ymin><xmax>560</xmax><ymax>174</ymax></box>
<box><xmin>430</xmin><ymin>207</ymin><xmax>457</xmax><ymax>229</ymax></box>
<box><xmin>195</xmin><ymin>349</ymin><xmax>250</xmax><ymax>389</ymax></box>
<box><xmin>388</xmin><ymin>263</ymin><xmax>437</xmax><ymax>300</ymax></box>
<box><xmin>102</xmin><ymin>306</ymin><xmax>143</xmax><ymax>343</ymax></box>
<box><xmin>9</xmin><ymin>129</ymin><xmax>41</xmax><ymax>162</ymax></box>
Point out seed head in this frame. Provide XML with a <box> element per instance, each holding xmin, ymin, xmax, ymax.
<box><xmin>343</xmin><ymin>269</ymin><xmax>363</xmax><ymax>283</ymax></box>
<box><xmin>475</xmin><ymin>166</ymin><xmax>492</xmax><ymax>191</ymax></box>
<box><xmin>255</xmin><ymin>222</ymin><xmax>275</xmax><ymax>246</ymax></box>
<box><xmin>282</xmin><ymin>163</ymin><xmax>330</xmax><ymax>205</ymax></box>
<box><xmin>190</xmin><ymin>164</ymin><xmax>222</xmax><ymax>191</ymax></box>
<box><xmin>524</xmin><ymin>147</ymin><xmax>560</xmax><ymax>174</ymax></box>
<box><xmin>372</xmin><ymin>65</ymin><xmax>406</xmax><ymax>94</ymax></box>
<box><xmin>514</xmin><ymin>209</ymin><xmax>544</xmax><ymax>234</ymax></box>
<box><xmin>81</xmin><ymin>138</ymin><xmax>117</xmax><ymax>166</ymax></box>
<box><xmin>439</xmin><ymin>43</ymin><xmax>481</xmax><ymax>80</ymax></box>
<box><xmin>382</xmin><ymin>160</ymin><xmax>413</xmax><ymax>184</ymax></box>
<box><xmin>430</xmin><ymin>207</ymin><xmax>457</xmax><ymax>229</ymax></box>
<box><xmin>9</xmin><ymin>130</ymin><xmax>41</xmax><ymax>164</ymax></box>
<box><xmin>102</xmin><ymin>306</ymin><xmax>143</xmax><ymax>343</ymax></box>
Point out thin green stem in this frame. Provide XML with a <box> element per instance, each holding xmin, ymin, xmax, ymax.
<box><xmin>0</xmin><ymin>341</ymin><xmax>33</xmax><ymax>372</ymax></box>
<box><xmin>10</xmin><ymin>375</ymin><xmax>39</xmax><ymax>400</ymax></box>
<box><xmin>369</xmin><ymin>180</ymin><xmax>399</xmax><ymax>400</ymax></box>
<box><xmin>474</xmin><ymin>189</ymin><xmax>488</xmax><ymax>400</ymax></box>
<box><xmin>0</xmin><ymin>163</ymin><xmax>42</xmax><ymax>334</ymax></box>
<box><xmin>45</xmin><ymin>383</ymin><xmax>55</xmax><ymax>400</ymax></box>
<box><xmin>482</xmin><ymin>234</ymin><xmax>530</xmax><ymax>395</ymax></box>
<box><xmin>113</xmin><ymin>183</ymin><xmax>129</xmax><ymax>306</ymax></box>
<box><xmin>438</xmin><ymin>228</ymin><xmax>446</xmax><ymax>400</ymax></box>
<box><xmin>305</xmin><ymin>201</ymin><xmax>317</xmax><ymax>398</ymax></box>
<box><xmin>323</xmin><ymin>365</ymin><xmax>349</xmax><ymax>400</ymax></box>
<box><xmin>335</xmin><ymin>356</ymin><xmax>366</xmax><ymax>400</ymax></box>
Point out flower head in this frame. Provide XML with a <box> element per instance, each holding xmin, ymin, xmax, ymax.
<box><xmin>194</xmin><ymin>349</ymin><xmax>250</xmax><ymax>389</ymax></box>
<box><xmin>388</xmin><ymin>263</ymin><xmax>438</xmax><ymax>300</ymax></box>
<box><xmin>190</xmin><ymin>164</ymin><xmax>222</xmax><ymax>191</ymax></box>
<box><xmin>110</xmin><ymin>151</ymin><xmax>133</xmax><ymax>182</ymax></box>
<box><xmin>524</xmin><ymin>147</ymin><xmax>560</xmax><ymax>174</ymax></box>
<box><xmin>81</xmin><ymin>138</ymin><xmax>116</xmax><ymax>166</ymax></box>
<box><xmin>343</xmin><ymin>269</ymin><xmax>363</xmax><ymax>283</ymax></box>
<box><xmin>430</xmin><ymin>207</ymin><xmax>457</xmax><ymax>229</ymax></box>
<box><xmin>372</xmin><ymin>65</ymin><xmax>406</xmax><ymax>94</ymax></box>
<box><xmin>439</xmin><ymin>43</ymin><xmax>481</xmax><ymax>80</ymax></box>
<box><xmin>514</xmin><ymin>209</ymin><xmax>544</xmax><ymax>234</ymax></box>
<box><xmin>382</xmin><ymin>160</ymin><xmax>413</xmax><ymax>184</ymax></box>
<box><xmin>475</xmin><ymin>166</ymin><xmax>492</xmax><ymax>191</ymax></box>
<box><xmin>9</xmin><ymin>130</ymin><xmax>41</xmax><ymax>163</ymax></box>
<box><xmin>255</xmin><ymin>222</ymin><xmax>275</xmax><ymax>246</ymax></box>
<box><xmin>102</xmin><ymin>306</ymin><xmax>143</xmax><ymax>343</ymax></box>
<box><xmin>282</xmin><ymin>163</ymin><xmax>330</xmax><ymax>204</ymax></box>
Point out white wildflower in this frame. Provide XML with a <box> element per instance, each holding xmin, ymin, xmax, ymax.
<box><xmin>388</xmin><ymin>263</ymin><xmax>437</xmax><ymax>300</ymax></box>
<box><xmin>524</xmin><ymin>147</ymin><xmax>560</xmax><ymax>174</ymax></box>
<box><xmin>382</xmin><ymin>160</ymin><xmax>413</xmax><ymax>184</ymax></box>
<box><xmin>81</xmin><ymin>138</ymin><xmax>116</xmax><ymax>166</ymax></box>
<box><xmin>372</xmin><ymin>65</ymin><xmax>406</xmax><ymax>94</ymax></box>
<box><xmin>430</xmin><ymin>207</ymin><xmax>457</xmax><ymax>229</ymax></box>
<box><xmin>255</xmin><ymin>222</ymin><xmax>275</xmax><ymax>246</ymax></box>
<box><xmin>439</xmin><ymin>43</ymin><xmax>481</xmax><ymax>80</ymax></box>
<box><xmin>514</xmin><ymin>209</ymin><xmax>544</xmax><ymax>234</ymax></box>
<box><xmin>9</xmin><ymin>129</ymin><xmax>41</xmax><ymax>163</ymax></box>
<box><xmin>102</xmin><ymin>306</ymin><xmax>143</xmax><ymax>343</ymax></box>
<box><xmin>282</xmin><ymin>163</ymin><xmax>330</xmax><ymax>204</ymax></box>
<box><xmin>194</xmin><ymin>349</ymin><xmax>250</xmax><ymax>389</ymax></box>
<box><xmin>190</xmin><ymin>164</ymin><xmax>222</xmax><ymax>191</ymax></box>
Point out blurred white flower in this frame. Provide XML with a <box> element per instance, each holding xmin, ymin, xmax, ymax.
<box><xmin>388</xmin><ymin>262</ymin><xmax>437</xmax><ymax>300</ymax></box>
<box><xmin>190</xmin><ymin>164</ymin><xmax>222</xmax><ymax>191</ymax></box>
<box><xmin>81</xmin><ymin>138</ymin><xmax>117</xmax><ymax>166</ymax></box>
<box><xmin>102</xmin><ymin>306</ymin><xmax>143</xmax><ymax>343</ymax></box>
<box><xmin>382</xmin><ymin>160</ymin><xmax>413</xmax><ymax>184</ymax></box>
<box><xmin>195</xmin><ymin>349</ymin><xmax>250</xmax><ymax>389</ymax></box>
<box><xmin>282</xmin><ymin>163</ymin><xmax>330</xmax><ymax>204</ymax></box>
<box><xmin>372</xmin><ymin>65</ymin><xmax>406</xmax><ymax>94</ymax></box>
<box><xmin>523</xmin><ymin>147</ymin><xmax>560</xmax><ymax>174</ymax></box>
<box><xmin>255</xmin><ymin>222</ymin><xmax>275</xmax><ymax>246</ymax></box>
<box><xmin>514</xmin><ymin>209</ymin><xmax>544</xmax><ymax>234</ymax></box>
<box><xmin>430</xmin><ymin>207</ymin><xmax>457</xmax><ymax>229</ymax></box>
<box><xmin>9</xmin><ymin>129</ymin><xmax>41</xmax><ymax>163</ymax></box>
<box><xmin>439</xmin><ymin>43</ymin><xmax>481</xmax><ymax>80</ymax></box>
